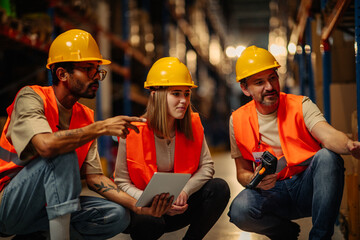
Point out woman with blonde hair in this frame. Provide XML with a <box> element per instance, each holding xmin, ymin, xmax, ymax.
<box><xmin>114</xmin><ymin>57</ymin><xmax>230</xmax><ymax>240</ymax></box>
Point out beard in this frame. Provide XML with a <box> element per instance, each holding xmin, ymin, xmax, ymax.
<box><xmin>260</xmin><ymin>90</ymin><xmax>279</xmax><ymax>106</ymax></box>
<box><xmin>68</xmin><ymin>77</ymin><xmax>98</xmax><ymax>99</ymax></box>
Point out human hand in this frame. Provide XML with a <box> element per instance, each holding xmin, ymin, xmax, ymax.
<box><xmin>257</xmin><ymin>173</ymin><xmax>277</xmax><ymax>190</ymax></box>
<box><xmin>167</xmin><ymin>203</ymin><xmax>188</xmax><ymax>216</ymax></box>
<box><xmin>166</xmin><ymin>191</ymin><xmax>189</xmax><ymax>216</ymax></box>
<box><xmin>173</xmin><ymin>191</ymin><xmax>188</xmax><ymax>206</ymax></box>
<box><xmin>249</xmin><ymin>165</ymin><xmax>277</xmax><ymax>190</ymax></box>
<box><xmin>136</xmin><ymin>193</ymin><xmax>173</xmax><ymax>217</ymax></box>
<box><xmin>348</xmin><ymin>140</ymin><xmax>360</xmax><ymax>159</ymax></box>
<box><xmin>100</xmin><ymin>116</ymin><xmax>146</xmax><ymax>138</ymax></box>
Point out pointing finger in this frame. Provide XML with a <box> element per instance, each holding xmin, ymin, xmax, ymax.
<box><xmin>125</xmin><ymin>123</ymin><xmax>140</xmax><ymax>134</ymax></box>
<box><xmin>120</xmin><ymin>116</ymin><xmax>147</xmax><ymax>123</ymax></box>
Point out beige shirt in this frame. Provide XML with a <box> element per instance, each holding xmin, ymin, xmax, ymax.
<box><xmin>229</xmin><ymin>96</ymin><xmax>326</xmax><ymax>160</ymax></box>
<box><xmin>0</xmin><ymin>87</ymin><xmax>103</xmax><ymax>202</ymax></box>
<box><xmin>114</xmin><ymin>134</ymin><xmax>215</xmax><ymax>199</ymax></box>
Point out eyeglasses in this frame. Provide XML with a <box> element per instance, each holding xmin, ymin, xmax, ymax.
<box><xmin>75</xmin><ymin>66</ymin><xmax>107</xmax><ymax>81</ymax></box>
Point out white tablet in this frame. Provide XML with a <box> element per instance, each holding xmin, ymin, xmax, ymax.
<box><xmin>135</xmin><ymin>172</ymin><xmax>191</xmax><ymax>207</ymax></box>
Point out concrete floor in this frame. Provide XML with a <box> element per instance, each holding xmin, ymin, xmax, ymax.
<box><xmin>0</xmin><ymin>151</ymin><xmax>345</xmax><ymax>240</ymax></box>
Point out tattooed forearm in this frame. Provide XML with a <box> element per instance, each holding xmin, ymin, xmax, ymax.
<box><xmin>54</xmin><ymin>128</ymin><xmax>84</xmax><ymax>138</ymax></box>
<box><xmin>93</xmin><ymin>181</ymin><xmax>121</xmax><ymax>193</ymax></box>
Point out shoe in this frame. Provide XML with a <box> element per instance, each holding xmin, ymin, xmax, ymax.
<box><xmin>11</xmin><ymin>231</ymin><xmax>48</xmax><ymax>240</ymax></box>
<box><xmin>267</xmin><ymin>221</ymin><xmax>300</xmax><ymax>240</ymax></box>
<box><xmin>0</xmin><ymin>232</ymin><xmax>13</xmax><ymax>237</ymax></box>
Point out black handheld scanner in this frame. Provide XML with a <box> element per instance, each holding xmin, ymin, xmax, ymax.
<box><xmin>246</xmin><ymin>151</ymin><xmax>277</xmax><ymax>189</ymax></box>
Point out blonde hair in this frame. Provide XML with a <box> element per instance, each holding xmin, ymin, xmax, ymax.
<box><xmin>144</xmin><ymin>87</ymin><xmax>194</xmax><ymax>140</ymax></box>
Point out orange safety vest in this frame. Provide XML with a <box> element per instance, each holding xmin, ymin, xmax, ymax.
<box><xmin>232</xmin><ymin>92</ymin><xmax>321</xmax><ymax>180</ymax></box>
<box><xmin>125</xmin><ymin>113</ymin><xmax>204</xmax><ymax>190</ymax></box>
<box><xmin>0</xmin><ymin>85</ymin><xmax>94</xmax><ymax>191</ymax></box>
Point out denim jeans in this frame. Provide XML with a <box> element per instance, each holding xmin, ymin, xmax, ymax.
<box><xmin>71</xmin><ymin>196</ymin><xmax>130</xmax><ymax>240</ymax></box>
<box><xmin>228</xmin><ymin>148</ymin><xmax>345</xmax><ymax>240</ymax></box>
<box><xmin>126</xmin><ymin>178</ymin><xmax>230</xmax><ymax>240</ymax></box>
<box><xmin>0</xmin><ymin>152</ymin><xmax>130</xmax><ymax>240</ymax></box>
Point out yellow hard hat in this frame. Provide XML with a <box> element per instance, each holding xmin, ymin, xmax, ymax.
<box><xmin>46</xmin><ymin>29</ymin><xmax>111</xmax><ymax>69</ymax></box>
<box><xmin>144</xmin><ymin>57</ymin><xmax>197</xmax><ymax>89</ymax></box>
<box><xmin>235</xmin><ymin>45</ymin><xmax>280</xmax><ymax>82</ymax></box>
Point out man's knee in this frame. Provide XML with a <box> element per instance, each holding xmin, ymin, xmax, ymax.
<box><xmin>107</xmin><ymin>204</ymin><xmax>130</xmax><ymax>233</ymax></box>
<box><xmin>228</xmin><ymin>204</ymin><xmax>248</xmax><ymax>230</ymax></box>
<box><xmin>72</xmin><ymin>199</ymin><xmax>131</xmax><ymax>239</ymax></box>
<box><xmin>48</xmin><ymin>151</ymin><xmax>79</xmax><ymax>170</ymax></box>
<box><xmin>47</xmin><ymin>151</ymin><xmax>82</xmax><ymax>185</ymax></box>
<box><xmin>228</xmin><ymin>191</ymin><xmax>256</xmax><ymax>229</ymax></box>
<box><xmin>312</xmin><ymin>148</ymin><xmax>345</xmax><ymax>174</ymax></box>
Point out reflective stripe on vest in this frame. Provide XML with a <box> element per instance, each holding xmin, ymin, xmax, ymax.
<box><xmin>0</xmin><ymin>146</ymin><xmax>20</xmax><ymax>164</ymax></box>
<box><xmin>126</xmin><ymin>112</ymin><xmax>204</xmax><ymax>190</ymax></box>
<box><xmin>0</xmin><ymin>85</ymin><xmax>94</xmax><ymax>191</ymax></box>
<box><xmin>232</xmin><ymin>92</ymin><xmax>321</xmax><ymax>180</ymax></box>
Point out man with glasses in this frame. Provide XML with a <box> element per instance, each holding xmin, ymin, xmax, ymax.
<box><xmin>0</xmin><ymin>29</ymin><xmax>172</xmax><ymax>240</ymax></box>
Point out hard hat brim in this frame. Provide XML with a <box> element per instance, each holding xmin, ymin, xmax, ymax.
<box><xmin>46</xmin><ymin>58</ymin><xmax>111</xmax><ymax>69</ymax></box>
<box><xmin>236</xmin><ymin>63</ymin><xmax>280</xmax><ymax>82</ymax></box>
<box><xmin>144</xmin><ymin>83</ymin><xmax>198</xmax><ymax>89</ymax></box>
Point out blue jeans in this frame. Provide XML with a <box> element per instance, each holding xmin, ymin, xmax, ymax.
<box><xmin>228</xmin><ymin>148</ymin><xmax>345</xmax><ymax>240</ymax></box>
<box><xmin>0</xmin><ymin>152</ymin><xmax>130</xmax><ymax>240</ymax></box>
